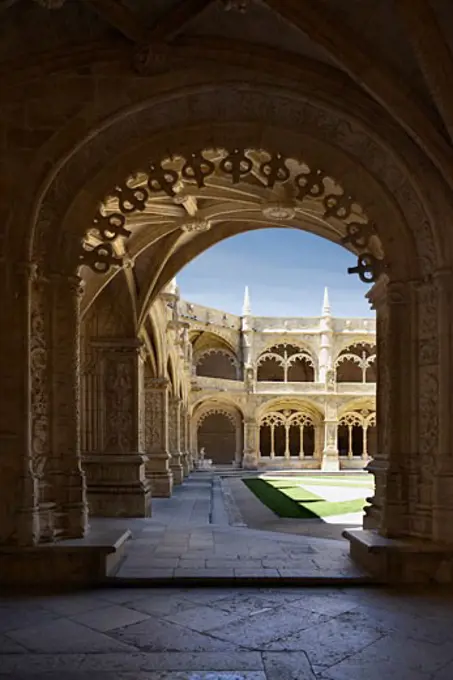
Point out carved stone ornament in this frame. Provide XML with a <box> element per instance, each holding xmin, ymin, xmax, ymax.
<box><xmin>80</xmin><ymin>147</ymin><xmax>385</xmax><ymax>282</ymax></box>
<box><xmin>181</xmin><ymin>219</ymin><xmax>212</xmax><ymax>233</ymax></box>
<box><xmin>261</xmin><ymin>202</ymin><xmax>296</xmax><ymax>221</ymax></box>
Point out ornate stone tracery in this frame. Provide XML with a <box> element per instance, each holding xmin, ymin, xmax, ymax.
<box><xmin>259</xmin><ymin>409</ymin><xmax>316</xmax><ymax>459</ymax></box>
<box><xmin>256</xmin><ymin>344</ymin><xmax>316</xmax><ymax>382</ymax></box>
<box><xmin>79</xmin><ymin>148</ymin><xmax>385</xmax><ymax>283</ymax></box>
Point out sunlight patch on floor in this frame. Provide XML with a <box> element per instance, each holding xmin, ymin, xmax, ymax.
<box><xmin>299</xmin><ymin>484</ymin><xmax>369</xmax><ymax>503</ymax></box>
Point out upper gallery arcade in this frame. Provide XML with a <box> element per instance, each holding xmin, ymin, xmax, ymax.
<box><xmin>2</xmin><ymin>0</ymin><xmax>453</xmax><ymax>586</ymax></box>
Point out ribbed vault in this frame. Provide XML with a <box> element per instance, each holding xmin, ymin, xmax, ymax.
<box><xmin>80</xmin><ymin>147</ymin><xmax>384</xmax><ymax>326</ymax></box>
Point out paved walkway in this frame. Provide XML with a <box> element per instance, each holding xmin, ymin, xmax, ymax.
<box><xmin>2</xmin><ymin>584</ymin><xmax>453</xmax><ymax>679</ymax></box>
<box><xmin>104</xmin><ymin>472</ymin><xmax>369</xmax><ymax>581</ymax></box>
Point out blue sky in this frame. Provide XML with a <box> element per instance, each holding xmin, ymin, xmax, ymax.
<box><xmin>177</xmin><ymin>228</ymin><xmax>374</xmax><ymax>318</ymax></box>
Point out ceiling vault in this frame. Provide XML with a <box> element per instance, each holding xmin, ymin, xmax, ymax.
<box><xmin>396</xmin><ymin>0</ymin><xmax>453</xmax><ymax>144</ymax></box>
<box><xmin>86</xmin><ymin>0</ymin><xmax>146</xmax><ymax>42</ymax></box>
<box><xmin>262</xmin><ymin>0</ymin><xmax>453</xmax><ymax>192</ymax></box>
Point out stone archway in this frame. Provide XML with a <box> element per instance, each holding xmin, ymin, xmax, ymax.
<box><xmin>193</xmin><ymin>401</ymin><xmax>243</xmax><ymax>466</ymax></box>
<box><xmin>2</xmin><ymin>77</ymin><xmax>452</xmax><ymax>585</ymax></box>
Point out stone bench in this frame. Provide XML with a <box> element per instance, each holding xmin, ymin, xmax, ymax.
<box><xmin>0</xmin><ymin>529</ymin><xmax>131</xmax><ymax>592</ymax></box>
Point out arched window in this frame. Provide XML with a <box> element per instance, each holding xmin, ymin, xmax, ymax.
<box><xmin>338</xmin><ymin>410</ymin><xmax>376</xmax><ymax>458</ymax></box>
<box><xmin>257</xmin><ymin>344</ymin><xmax>314</xmax><ymax>382</ymax></box>
<box><xmin>197</xmin><ymin>409</ymin><xmax>237</xmax><ymax>464</ymax></box>
<box><xmin>259</xmin><ymin>409</ymin><xmax>315</xmax><ymax>458</ymax></box>
<box><xmin>196</xmin><ymin>349</ymin><xmax>239</xmax><ymax>380</ymax></box>
<box><xmin>335</xmin><ymin>343</ymin><xmax>376</xmax><ymax>383</ymax></box>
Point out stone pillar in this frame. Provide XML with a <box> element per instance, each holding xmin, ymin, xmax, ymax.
<box><xmin>83</xmin><ymin>338</ymin><xmax>151</xmax><ymax>517</ymax></box>
<box><xmin>361</xmin><ymin>277</ymin><xmax>412</xmax><ymax>536</ymax></box>
<box><xmin>242</xmin><ymin>417</ymin><xmax>259</xmax><ymax>469</ymax></box>
<box><xmin>4</xmin><ymin>262</ymin><xmax>42</xmax><ymax>546</ymax></box>
<box><xmin>168</xmin><ymin>396</ymin><xmax>184</xmax><ymax>485</ymax></box>
<box><xmin>321</xmin><ymin>401</ymin><xmax>339</xmax><ymax>471</ymax></box>
<box><xmin>180</xmin><ymin>405</ymin><xmax>191</xmax><ymax>476</ymax></box>
<box><xmin>49</xmin><ymin>274</ymin><xmax>89</xmax><ymax>537</ymax></box>
<box><xmin>144</xmin><ymin>377</ymin><xmax>173</xmax><ymax>497</ymax></box>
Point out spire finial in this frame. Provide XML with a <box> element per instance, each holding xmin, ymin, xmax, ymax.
<box><xmin>242</xmin><ymin>286</ymin><xmax>251</xmax><ymax>316</ymax></box>
<box><xmin>322</xmin><ymin>287</ymin><xmax>331</xmax><ymax>316</ymax></box>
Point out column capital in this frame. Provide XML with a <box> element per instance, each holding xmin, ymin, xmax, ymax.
<box><xmin>145</xmin><ymin>376</ymin><xmax>169</xmax><ymax>391</ymax></box>
<box><xmin>91</xmin><ymin>338</ymin><xmax>144</xmax><ymax>353</ymax></box>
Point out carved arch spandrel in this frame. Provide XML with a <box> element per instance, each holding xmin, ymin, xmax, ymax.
<box><xmin>24</xmin><ymin>85</ymin><xmax>444</xmax><ymax>284</ymax></box>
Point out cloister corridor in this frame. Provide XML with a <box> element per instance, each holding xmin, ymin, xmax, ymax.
<box><xmin>7</xmin><ymin>0</ymin><xmax>453</xmax><ymax>676</ymax></box>
<box><xmin>3</xmin><ymin>472</ymin><xmax>453</xmax><ymax>680</ymax></box>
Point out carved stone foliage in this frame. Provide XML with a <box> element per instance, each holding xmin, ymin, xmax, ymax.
<box><xmin>144</xmin><ymin>378</ymin><xmax>168</xmax><ymax>452</ymax></box>
<box><xmin>417</xmin><ymin>281</ymin><xmax>439</xmax><ymax>487</ymax></box>
<box><xmin>103</xmin><ymin>356</ymin><xmax>134</xmax><ymax>453</ymax></box>
<box><xmin>80</xmin><ymin>148</ymin><xmax>384</xmax><ymax>283</ymax></box>
<box><xmin>30</xmin><ymin>273</ymin><xmax>50</xmax><ymax>480</ymax></box>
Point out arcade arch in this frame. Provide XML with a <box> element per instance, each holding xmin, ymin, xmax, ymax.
<box><xmin>1</xmin><ymin>74</ymin><xmax>452</xmax><ymax>586</ymax></box>
<box><xmin>257</xmin><ymin>344</ymin><xmax>315</xmax><ymax>383</ymax></box>
<box><xmin>335</xmin><ymin>342</ymin><xmax>377</xmax><ymax>383</ymax></box>
<box><xmin>193</xmin><ymin>401</ymin><xmax>243</xmax><ymax>466</ymax></box>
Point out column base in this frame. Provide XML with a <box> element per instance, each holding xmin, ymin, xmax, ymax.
<box><xmin>345</xmin><ymin>528</ymin><xmax>453</xmax><ymax>584</ymax></box>
<box><xmin>242</xmin><ymin>452</ymin><xmax>258</xmax><ymax>470</ymax></box>
<box><xmin>146</xmin><ymin>454</ymin><xmax>173</xmax><ymax>497</ymax></box>
<box><xmin>321</xmin><ymin>453</ymin><xmax>340</xmax><ymax>472</ymax></box>
<box><xmin>83</xmin><ymin>454</ymin><xmax>152</xmax><ymax>518</ymax></box>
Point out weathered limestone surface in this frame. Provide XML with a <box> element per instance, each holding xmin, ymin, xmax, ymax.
<box><xmin>2</xmin><ymin>0</ymin><xmax>453</xmax><ymax>586</ymax></box>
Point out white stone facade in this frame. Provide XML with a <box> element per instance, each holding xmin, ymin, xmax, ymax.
<box><xmin>176</xmin><ymin>287</ymin><xmax>376</xmax><ymax>471</ymax></box>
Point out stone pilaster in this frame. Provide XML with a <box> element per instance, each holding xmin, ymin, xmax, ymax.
<box><xmin>49</xmin><ymin>274</ymin><xmax>89</xmax><ymax>537</ymax></box>
<box><xmin>242</xmin><ymin>418</ymin><xmax>259</xmax><ymax>469</ymax></box>
<box><xmin>83</xmin><ymin>338</ymin><xmax>151</xmax><ymax>517</ymax></box>
<box><xmin>359</xmin><ymin>276</ymin><xmax>412</xmax><ymax>536</ymax></box>
<box><xmin>168</xmin><ymin>396</ymin><xmax>184</xmax><ymax>484</ymax></box>
<box><xmin>2</xmin><ymin>262</ymin><xmax>42</xmax><ymax>546</ymax></box>
<box><xmin>431</xmin><ymin>269</ymin><xmax>453</xmax><ymax>543</ymax></box>
<box><xmin>144</xmin><ymin>377</ymin><xmax>173</xmax><ymax>497</ymax></box>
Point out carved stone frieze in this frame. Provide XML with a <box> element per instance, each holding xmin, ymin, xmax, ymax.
<box><xmin>30</xmin><ymin>274</ymin><xmax>51</xmax><ymax>482</ymax></box>
<box><xmin>104</xmin><ymin>357</ymin><xmax>135</xmax><ymax>453</ymax></box>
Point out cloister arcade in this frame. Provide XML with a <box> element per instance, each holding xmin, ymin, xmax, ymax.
<box><xmin>3</xmin><ymin>0</ymin><xmax>453</xmax><ymax>586</ymax></box>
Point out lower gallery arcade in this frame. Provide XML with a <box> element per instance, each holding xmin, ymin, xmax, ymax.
<box><xmin>2</xmin><ymin>73</ymin><xmax>453</xmax><ymax>587</ymax></box>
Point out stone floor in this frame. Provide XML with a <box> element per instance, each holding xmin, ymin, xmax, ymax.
<box><xmin>2</xmin><ymin>585</ymin><xmax>453</xmax><ymax>679</ymax></box>
<box><xmin>108</xmin><ymin>473</ymin><xmax>368</xmax><ymax>581</ymax></box>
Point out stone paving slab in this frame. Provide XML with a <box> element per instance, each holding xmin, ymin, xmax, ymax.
<box><xmin>2</xmin><ymin>586</ymin><xmax>453</xmax><ymax>679</ymax></box>
<box><xmin>106</xmin><ymin>473</ymin><xmax>370</xmax><ymax>582</ymax></box>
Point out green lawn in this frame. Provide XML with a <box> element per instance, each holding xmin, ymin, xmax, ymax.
<box><xmin>243</xmin><ymin>474</ymin><xmax>374</xmax><ymax>520</ymax></box>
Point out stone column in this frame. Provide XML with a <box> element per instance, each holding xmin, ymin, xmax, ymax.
<box><xmin>180</xmin><ymin>405</ymin><xmax>191</xmax><ymax>476</ymax></box>
<box><xmin>144</xmin><ymin>377</ymin><xmax>173</xmax><ymax>497</ymax></box>
<box><xmin>168</xmin><ymin>396</ymin><xmax>184</xmax><ymax>485</ymax></box>
<box><xmin>49</xmin><ymin>274</ymin><xmax>89</xmax><ymax>537</ymax></box>
<box><xmin>82</xmin><ymin>338</ymin><xmax>151</xmax><ymax>517</ymax></box>
<box><xmin>242</xmin><ymin>417</ymin><xmax>259</xmax><ymax>469</ymax></box>
<box><xmin>321</xmin><ymin>400</ymin><xmax>339</xmax><ymax>471</ymax></box>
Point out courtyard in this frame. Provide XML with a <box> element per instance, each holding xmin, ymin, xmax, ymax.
<box><xmin>244</xmin><ymin>474</ymin><xmax>374</xmax><ymax>525</ymax></box>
